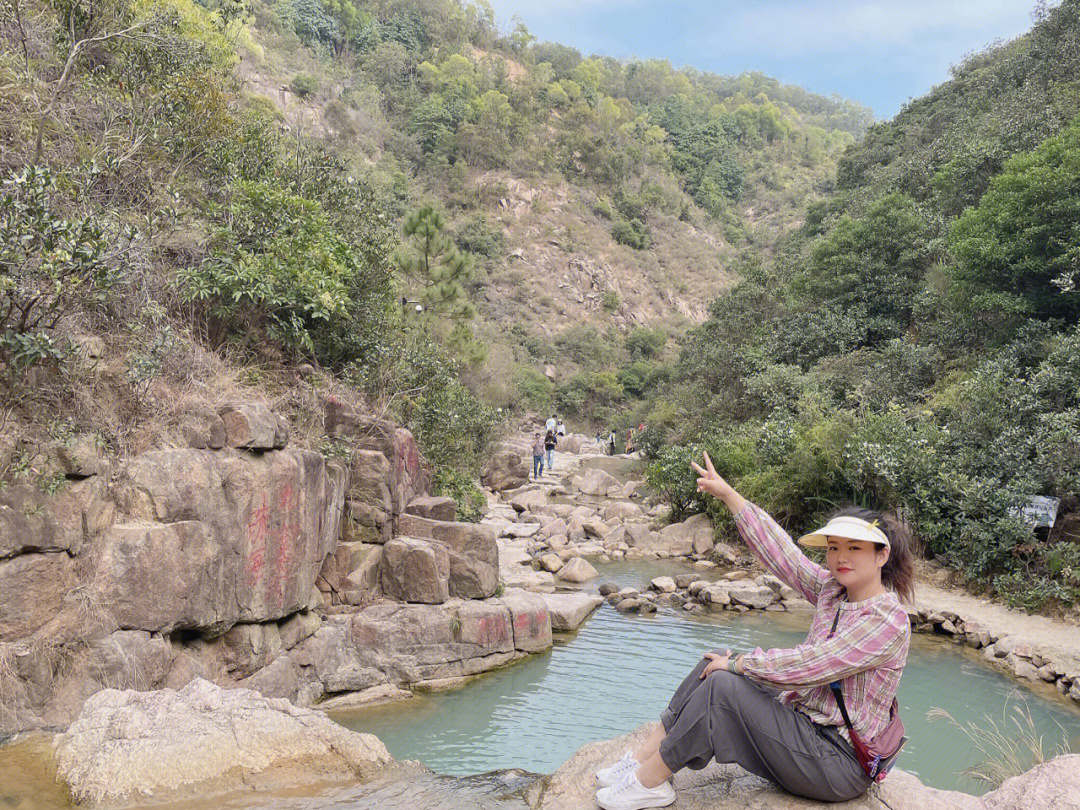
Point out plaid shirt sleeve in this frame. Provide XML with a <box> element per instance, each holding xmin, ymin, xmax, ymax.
<box><xmin>732</xmin><ymin>502</ymin><xmax>830</xmax><ymax>603</ymax></box>
<box><xmin>738</xmin><ymin>601</ymin><xmax>910</xmax><ymax>689</ymax></box>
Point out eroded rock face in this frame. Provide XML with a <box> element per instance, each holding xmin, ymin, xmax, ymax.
<box><xmin>481</xmin><ymin>450</ymin><xmax>530</xmax><ymax>492</ymax></box>
<box><xmin>53</xmin><ymin>678</ymin><xmax>392</xmax><ymax>808</ymax></box>
<box><xmin>381</xmin><ymin>537</ymin><xmax>450</xmax><ymax>604</ymax></box>
<box><xmin>104</xmin><ymin>448</ymin><xmax>344</xmax><ymax>632</ymax></box>
<box><xmin>397</xmin><ymin>513</ymin><xmax>499</xmax><ymax>599</ymax></box>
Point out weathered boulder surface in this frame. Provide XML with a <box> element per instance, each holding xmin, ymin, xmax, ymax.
<box><xmin>481</xmin><ymin>450</ymin><xmax>530</xmax><ymax>492</ymax></box>
<box><xmin>105</xmin><ymin>448</ymin><xmax>346</xmax><ymax>632</ymax></box>
<box><xmin>656</xmin><ymin>513</ymin><xmax>714</xmax><ymax>557</ymax></box>
<box><xmin>397</xmin><ymin>513</ymin><xmax>499</xmax><ymax>599</ymax></box>
<box><xmin>406</xmin><ymin>495</ymin><xmax>457</xmax><ymax>522</ymax></box>
<box><xmin>327</xmin><ymin>401</ymin><xmax>432</xmax><ymax>546</ymax></box>
<box><xmin>533</xmin><ymin>723</ymin><xmax>986</xmax><ymax>810</ymax></box>
<box><xmin>573</xmin><ymin>467</ymin><xmax>621</xmax><ymax>497</ymax></box>
<box><xmin>53</xmin><ymin>678</ymin><xmax>392</xmax><ymax>807</ymax></box>
<box><xmin>380</xmin><ymin>537</ymin><xmax>450</xmax><ymax>604</ymax></box>
<box><xmin>543</xmin><ymin>593</ymin><xmax>603</xmax><ymax>631</ymax></box>
<box><xmin>556</xmin><ymin>557</ymin><xmax>599</xmax><ymax>583</ymax></box>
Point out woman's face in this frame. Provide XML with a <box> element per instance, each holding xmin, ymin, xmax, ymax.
<box><xmin>826</xmin><ymin>538</ymin><xmax>888</xmax><ymax>593</ymax></box>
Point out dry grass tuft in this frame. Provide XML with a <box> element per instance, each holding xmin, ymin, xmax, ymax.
<box><xmin>928</xmin><ymin>691</ymin><xmax>1073</xmax><ymax>787</ymax></box>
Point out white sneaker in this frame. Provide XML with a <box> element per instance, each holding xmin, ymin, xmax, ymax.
<box><xmin>595</xmin><ymin>750</ymin><xmax>639</xmax><ymax>788</ymax></box>
<box><xmin>596</xmin><ymin>771</ymin><xmax>676</xmax><ymax>810</ymax></box>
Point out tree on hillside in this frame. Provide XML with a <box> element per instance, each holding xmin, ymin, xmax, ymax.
<box><xmin>393</xmin><ymin>205</ymin><xmax>476</xmax><ymax>321</ymax></box>
<box><xmin>948</xmin><ymin>116</ymin><xmax>1080</xmax><ymax>323</ymax></box>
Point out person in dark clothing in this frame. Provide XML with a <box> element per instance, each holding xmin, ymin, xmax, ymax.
<box><xmin>544</xmin><ymin>429</ymin><xmax>557</xmax><ymax>472</ymax></box>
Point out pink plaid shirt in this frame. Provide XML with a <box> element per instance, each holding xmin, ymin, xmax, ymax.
<box><xmin>732</xmin><ymin>502</ymin><xmax>910</xmax><ymax>742</ymax></box>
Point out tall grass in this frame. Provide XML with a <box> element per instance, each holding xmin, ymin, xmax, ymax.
<box><xmin>928</xmin><ymin>691</ymin><xmax>1073</xmax><ymax>787</ymax></box>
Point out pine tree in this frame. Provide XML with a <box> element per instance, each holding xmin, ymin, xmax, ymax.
<box><xmin>393</xmin><ymin>205</ymin><xmax>476</xmax><ymax>321</ymax></box>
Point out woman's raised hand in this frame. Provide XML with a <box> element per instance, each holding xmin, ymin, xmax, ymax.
<box><xmin>690</xmin><ymin>452</ymin><xmax>731</xmax><ymax>499</ymax></box>
<box><xmin>690</xmin><ymin>452</ymin><xmax>745</xmax><ymax>514</ymax></box>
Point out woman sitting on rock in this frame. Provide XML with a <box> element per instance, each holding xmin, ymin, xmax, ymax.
<box><xmin>595</xmin><ymin>452</ymin><xmax>914</xmax><ymax>810</ymax></box>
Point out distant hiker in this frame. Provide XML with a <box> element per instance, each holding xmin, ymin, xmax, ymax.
<box><xmin>546</xmin><ymin>414</ymin><xmax>558</xmax><ymax>434</ymax></box>
<box><xmin>608</xmin><ymin>429</ymin><xmax>617</xmax><ymax>455</ymax></box>
<box><xmin>557</xmin><ymin>419</ymin><xmax>567</xmax><ymax>436</ymax></box>
<box><xmin>593</xmin><ymin>451</ymin><xmax>913</xmax><ymax>809</ymax></box>
<box><xmin>532</xmin><ymin>433</ymin><xmax>545</xmax><ymax>479</ymax></box>
<box><xmin>625</xmin><ymin>427</ymin><xmax>634</xmax><ymax>454</ymax></box>
<box><xmin>544</xmin><ymin>429</ymin><xmax>557</xmax><ymax>472</ymax></box>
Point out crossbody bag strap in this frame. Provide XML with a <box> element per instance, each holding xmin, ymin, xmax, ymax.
<box><xmin>827</xmin><ymin>606</ymin><xmax>856</xmax><ymax>733</ymax></box>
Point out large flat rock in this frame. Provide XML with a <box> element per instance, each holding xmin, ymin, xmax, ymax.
<box><xmin>543</xmin><ymin>593</ymin><xmax>603</xmax><ymax>631</ymax></box>
<box><xmin>53</xmin><ymin>678</ymin><xmax>392</xmax><ymax>807</ymax></box>
<box><xmin>532</xmin><ymin>724</ymin><xmax>980</xmax><ymax>810</ymax></box>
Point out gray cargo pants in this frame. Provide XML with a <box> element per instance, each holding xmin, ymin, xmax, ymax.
<box><xmin>657</xmin><ymin>653</ymin><xmax>872</xmax><ymax>803</ymax></box>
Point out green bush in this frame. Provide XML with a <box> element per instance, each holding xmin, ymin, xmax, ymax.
<box><xmin>601</xmin><ymin>290</ymin><xmax>620</xmax><ymax>312</ymax></box>
<box><xmin>611</xmin><ymin>217</ymin><xmax>652</xmax><ymax>250</ymax></box>
<box><xmin>515</xmin><ymin>365</ymin><xmax>554</xmax><ymax>411</ymax></box>
<box><xmin>0</xmin><ymin>167</ymin><xmax>125</xmax><ymax>378</ymax></box>
<box><xmin>290</xmin><ymin>72</ymin><xmax>319</xmax><ymax>97</ymax></box>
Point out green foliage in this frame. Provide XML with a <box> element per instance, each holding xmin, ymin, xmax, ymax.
<box><xmin>394</xmin><ymin>205</ymin><xmax>476</xmax><ymax>320</ymax></box>
<box><xmin>0</xmin><ymin>167</ymin><xmax>127</xmax><ymax>379</ymax></box>
<box><xmin>432</xmin><ymin>467</ymin><xmax>486</xmax><ymax>523</ymax></box>
<box><xmin>514</xmin><ymin>365</ymin><xmax>553</xmax><ymax>411</ymax></box>
<box><xmin>610</xmin><ymin>217</ymin><xmax>652</xmax><ymax>250</ymax></box>
<box><xmin>454</xmin><ymin>214</ymin><xmax>505</xmax><ymax>261</ymax></box>
<box><xmin>179</xmin><ymin>180</ymin><xmax>379</xmax><ymax>358</ymax></box>
<box><xmin>290</xmin><ymin>72</ymin><xmax>319</xmax><ymax>96</ymax></box>
<box><xmin>948</xmin><ymin>116</ymin><xmax>1080</xmax><ymax>323</ymax></box>
<box><xmin>625</xmin><ymin>326</ymin><xmax>666</xmax><ymax>360</ymax></box>
<box><xmin>601</xmin><ymin>290</ymin><xmax>620</xmax><ymax>312</ymax></box>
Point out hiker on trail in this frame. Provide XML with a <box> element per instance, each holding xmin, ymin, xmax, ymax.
<box><xmin>557</xmin><ymin>418</ymin><xmax>567</xmax><ymax>436</ymax></box>
<box><xmin>531</xmin><ymin>432</ymin><xmax>545</xmax><ymax>480</ymax></box>
<box><xmin>544</xmin><ymin>429</ymin><xmax>557</xmax><ymax>473</ymax></box>
<box><xmin>608</xmin><ymin>429</ymin><xmax>617</xmax><ymax>455</ymax></box>
<box><xmin>594</xmin><ymin>451</ymin><xmax>913</xmax><ymax>810</ymax></box>
<box><xmin>546</xmin><ymin>414</ymin><xmax>558</xmax><ymax>434</ymax></box>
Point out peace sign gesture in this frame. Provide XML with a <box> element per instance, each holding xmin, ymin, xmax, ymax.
<box><xmin>690</xmin><ymin>452</ymin><xmax>745</xmax><ymax>514</ymax></box>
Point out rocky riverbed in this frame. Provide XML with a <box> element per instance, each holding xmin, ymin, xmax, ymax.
<box><xmin>3</xmin><ymin>413</ymin><xmax>1080</xmax><ymax>809</ymax></box>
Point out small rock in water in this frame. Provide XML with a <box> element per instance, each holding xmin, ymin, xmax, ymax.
<box><xmin>598</xmin><ymin>582</ymin><xmax>621</xmax><ymax>597</ymax></box>
<box><xmin>557</xmin><ymin>557</ymin><xmax>599</xmax><ymax>583</ymax></box>
<box><xmin>650</xmin><ymin>576</ymin><xmax>676</xmax><ymax>593</ymax></box>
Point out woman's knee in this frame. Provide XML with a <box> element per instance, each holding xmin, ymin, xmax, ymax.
<box><xmin>703</xmin><ymin>669</ymin><xmax>741</xmax><ymax>706</ymax></box>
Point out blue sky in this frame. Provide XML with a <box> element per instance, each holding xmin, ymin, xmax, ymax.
<box><xmin>487</xmin><ymin>0</ymin><xmax>1041</xmax><ymax>119</ymax></box>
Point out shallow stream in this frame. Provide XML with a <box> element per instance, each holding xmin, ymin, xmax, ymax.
<box><xmin>336</xmin><ymin>560</ymin><xmax>1080</xmax><ymax>797</ymax></box>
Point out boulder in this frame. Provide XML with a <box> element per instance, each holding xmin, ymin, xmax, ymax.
<box><xmin>575</xmin><ymin>467</ymin><xmax>621</xmax><ymax>497</ymax></box>
<box><xmin>405</xmin><ymin>495</ymin><xmax>456</xmax><ymax>522</ymax></box>
<box><xmin>539</xmin><ymin>518</ymin><xmax>569</xmax><ymax>538</ymax></box>
<box><xmin>650</xmin><ymin>576</ymin><xmax>677</xmax><ymax>593</ymax></box>
<box><xmin>218</xmin><ymin>402</ymin><xmax>287</xmax><ymax>450</ymax></box>
<box><xmin>658</xmin><ymin>513</ymin><xmax>714</xmax><ymax>557</ymax></box>
<box><xmin>326</xmin><ymin>404</ymin><xmax>432</xmax><ymax>522</ymax></box>
<box><xmin>727</xmin><ymin>583</ymin><xmax>777</xmax><ymax>610</ymax></box>
<box><xmin>0</xmin><ymin>474</ymin><xmax>112</xmax><ymax>561</ymax></box>
<box><xmin>480</xmin><ymin>450</ymin><xmax>529</xmax><ymax>492</ymax></box>
<box><xmin>53</xmin><ymin>678</ymin><xmax>392</xmax><ymax>807</ymax></box>
<box><xmin>539</xmin><ymin>553</ymin><xmax>564</xmax><ymax>573</ymax></box>
<box><xmin>108</xmin><ymin>447</ymin><xmax>342</xmax><ymax>631</ymax></box>
<box><xmin>603</xmin><ymin>502</ymin><xmax>643</xmax><ymax>521</ymax></box>
<box><xmin>0</xmin><ymin>551</ymin><xmax>77</xmax><ymax>641</ymax></box>
<box><xmin>499</xmin><ymin>588</ymin><xmax>552</xmax><ymax>652</ymax></box>
<box><xmin>510</xmin><ymin>489</ymin><xmax>549</xmax><ymax>514</ymax></box>
<box><xmin>179</xmin><ymin>405</ymin><xmax>226</xmax><ymax>450</ymax></box>
<box><xmin>557</xmin><ymin>557</ymin><xmax>599</xmax><ymax>583</ymax></box>
<box><xmin>397</xmin><ymin>514</ymin><xmax>499</xmax><ymax>599</ymax></box>
<box><xmin>535</xmin><ymin>723</ymin><xmax>987</xmax><ymax>810</ymax></box>
<box><xmin>380</xmin><ymin>538</ymin><xmax>450</xmax><ymax>604</ymax></box>
<box><xmin>543</xmin><ymin>593</ymin><xmax>603</xmax><ymax>631</ymax></box>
